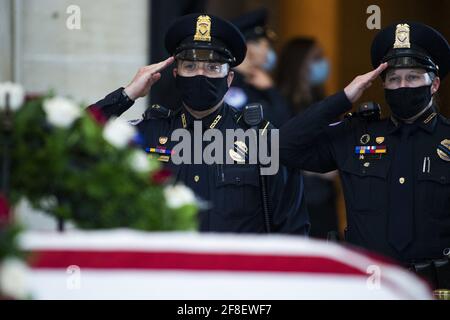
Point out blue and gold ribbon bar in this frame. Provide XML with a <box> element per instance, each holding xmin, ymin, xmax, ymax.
<box><xmin>145</xmin><ymin>147</ymin><xmax>173</xmax><ymax>155</ymax></box>
<box><xmin>355</xmin><ymin>145</ymin><xmax>387</xmax><ymax>154</ymax></box>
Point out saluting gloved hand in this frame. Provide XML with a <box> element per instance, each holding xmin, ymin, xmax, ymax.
<box><xmin>344</xmin><ymin>63</ymin><xmax>388</xmax><ymax>103</ymax></box>
<box><xmin>124</xmin><ymin>57</ymin><xmax>174</xmax><ymax>101</ymax></box>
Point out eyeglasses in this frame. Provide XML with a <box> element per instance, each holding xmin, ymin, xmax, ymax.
<box><xmin>384</xmin><ymin>71</ymin><xmax>433</xmax><ymax>89</ymax></box>
<box><xmin>177</xmin><ymin>60</ymin><xmax>229</xmax><ymax>78</ymax></box>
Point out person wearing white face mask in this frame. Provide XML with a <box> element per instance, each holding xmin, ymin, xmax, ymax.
<box><xmin>275</xmin><ymin>38</ymin><xmax>338</xmax><ymax>240</ymax></box>
<box><xmin>275</xmin><ymin>38</ymin><xmax>330</xmax><ymax>117</ymax></box>
<box><xmin>309</xmin><ymin>58</ymin><xmax>330</xmax><ymax>87</ymax></box>
<box><xmin>224</xmin><ymin>8</ymin><xmax>291</xmax><ymax>128</ymax></box>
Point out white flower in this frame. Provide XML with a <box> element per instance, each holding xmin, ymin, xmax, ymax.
<box><xmin>0</xmin><ymin>258</ymin><xmax>29</xmax><ymax>299</ymax></box>
<box><xmin>164</xmin><ymin>184</ymin><xmax>197</xmax><ymax>209</ymax></box>
<box><xmin>128</xmin><ymin>150</ymin><xmax>155</xmax><ymax>173</ymax></box>
<box><xmin>103</xmin><ymin>118</ymin><xmax>136</xmax><ymax>149</ymax></box>
<box><xmin>39</xmin><ymin>195</ymin><xmax>58</xmax><ymax>211</ymax></box>
<box><xmin>43</xmin><ymin>96</ymin><xmax>82</xmax><ymax>128</ymax></box>
<box><xmin>0</xmin><ymin>82</ymin><xmax>25</xmax><ymax>111</ymax></box>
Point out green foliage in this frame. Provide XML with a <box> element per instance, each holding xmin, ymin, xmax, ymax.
<box><xmin>0</xmin><ymin>223</ymin><xmax>23</xmax><ymax>261</ymax></box>
<box><xmin>2</xmin><ymin>96</ymin><xmax>198</xmax><ymax>231</ymax></box>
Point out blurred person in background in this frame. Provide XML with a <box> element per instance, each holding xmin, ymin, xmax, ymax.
<box><xmin>275</xmin><ymin>38</ymin><xmax>339</xmax><ymax>239</ymax></box>
<box><xmin>224</xmin><ymin>8</ymin><xmax>291</xmax><ymax>128</ymax></box>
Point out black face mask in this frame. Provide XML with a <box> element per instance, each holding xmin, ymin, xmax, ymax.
<box><xmin>384</xmin><ymin>85</ymin><xmax>433</xmax><ymax>120</ymax></box>
<box><xmin>176</xmin><ymin>75</ymin><xmax>229</xmax><ymax>111</ymax></box>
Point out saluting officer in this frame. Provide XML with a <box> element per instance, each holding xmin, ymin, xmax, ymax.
<box><xmin>279</xmin><ymin>22</ymin><xmax>450</xmax><ymax>273</ymax></box>
<box><xmin>91</xmin><ymin>14</ymin><xmax>309</xmax><ymax>234</ymax></box>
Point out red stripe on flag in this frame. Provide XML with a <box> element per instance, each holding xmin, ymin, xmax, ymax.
<box><xmin>29</xmin><ymin>250</ymin><xmax>367</xmax><ymax>276</ymax></box>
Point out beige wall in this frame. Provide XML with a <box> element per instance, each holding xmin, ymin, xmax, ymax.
<box><xmin>8</xmin><ymin>0</ymin><xmax>149</xmax><ymax>119</ymax></box>
<box><xmin>0</xmin><ymin>0</ymin><xmax>13</xmax><ymax>82</ymax></box>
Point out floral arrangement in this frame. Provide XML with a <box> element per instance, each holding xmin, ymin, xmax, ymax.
<box><xmin>0</xmin><ymin>195</ymin><xmax>28</xmax><ymax>299</ymax></box>
<box><xmin>0</xmin><ymin>82</ymin><xmax>198</xmax><ymax>231</ymax></box>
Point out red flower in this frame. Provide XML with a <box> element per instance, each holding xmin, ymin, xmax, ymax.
<box><xmin>0</xmin><ymin>193</ymin><xmax>11</xmax><ymax>226</ymax></box>
<box><xmin>87</xmin><ymin>105</ymin><xmax>107</xmax><ymax>125</ymax></box>
<box><xmin>151</xmin><ymin>169</ymin><xmax>172</xmax><ymax>185</ymax></box>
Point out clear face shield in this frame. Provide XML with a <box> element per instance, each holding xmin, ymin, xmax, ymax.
<box><xmin>175</xmin><ymin>49</ymin><xmax>230</xmax><ymax>78</ymax></box>
<box><xmin>384</xmin><ymin>68</ymin><xmax>434</xmax><ymax>90</ymax></box>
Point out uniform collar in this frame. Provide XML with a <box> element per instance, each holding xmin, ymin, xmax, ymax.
<box><xmin>386</xmin><ymin>104</ymin><xmax>438</xmax><ymax>135</ymax></box>
<box><xmin>180</xmin><ymin>103</ymin><xmax>226</xmax><ymax>130</ymax></box>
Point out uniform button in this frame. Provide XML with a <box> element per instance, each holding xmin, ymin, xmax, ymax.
<box><xmin>363</xmin><ymin>162</ymin><xmax>370</xmax><ymax>168</ymax></box>
<box><xmin>399</xmin><ymin>177</ymin><xmax>406</xmax><ymax>184</ymax></box>
<box><xmin>235</xmin><ymin>177</ymin><xmax>241</xmax><ymax>184</ymax></box>
<box><xmin>440</xmin><ymin>176</ymin><xmax>447</xmax><ymax>182</ymax></box>
<box><xmin>194</xmin><ymin>175</ymin><xmax>200</xmax><ymax>183</ymax></box>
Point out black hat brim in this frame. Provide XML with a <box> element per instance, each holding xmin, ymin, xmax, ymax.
<box><xmin>371</xmin><ymin>22</ymin><xmax>450</xmax><ymax>79</ymax></box>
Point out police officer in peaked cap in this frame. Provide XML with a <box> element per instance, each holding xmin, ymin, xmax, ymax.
<box><xmin>279</xmin><ymin>21</ymin><xmax>450</xmax><ymax>288</ymax></box>
<box><xmin>89</xmin><ymin>13</ymin><xmax>310</xmax><ymax>235</ymax></box>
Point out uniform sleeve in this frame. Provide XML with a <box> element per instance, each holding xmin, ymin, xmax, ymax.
<box><xmin>88</xmin><ymin>87</ymin><xmax>135</xmax><ymax>119</ymax></box>
<box><xmin>261</xmin><ymin>88</ymin><xmax>292</xmax><ymax>127</ymax></box>
<box><xmin>87</xmin><ymin>88</ymin><xmax>155</xmax><ymax>138</ymax></box>
<box><xmin>279</xmin><ymin>91</ymin><xmax>353</xmax><ymax>173</ymax></box>
<box><xmin>269</xmin><ymin>166</ymin><xmax>310</xmax><ymax>235</ymax></box>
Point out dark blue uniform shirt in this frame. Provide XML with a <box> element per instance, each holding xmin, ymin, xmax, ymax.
<box><xmin>92</xmin><ymin>88</ymin><xmax>310</xmax><ymax>234</ymax></box>
<box><xmin>280</xmin><ymin>91</ymin><xmax>450</xmax><ymax>263</ymax></box>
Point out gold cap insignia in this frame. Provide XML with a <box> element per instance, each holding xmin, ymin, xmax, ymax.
<box><xmin>376</xmin><ymin>137</ymin><xmax>385</xmax><ymax>144</ymax></box>
<box><xmin>159</xmin><ymin>136</ymin><xmax>168</xmax><ymax>145</ymax></box>
<box><xmin>194</xmin><ymin>15</ymin><xmax>212</xmax><ymax>42</ymax></box>
<box><xmin>437</xmin><ymin>139</ymin><xmax>450</xmax><ymax>162</ymax></box>
<box><xmin>393</xmin><ymin>24</ymin><xmax>411</xmax><ymax>49</ymax></box>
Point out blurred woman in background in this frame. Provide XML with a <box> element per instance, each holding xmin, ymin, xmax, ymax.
<box><xmin>275</xmin><ymin>37</ymin><xmax>338</xmax><ymax>239</ymax></box>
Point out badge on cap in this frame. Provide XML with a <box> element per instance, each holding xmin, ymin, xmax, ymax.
<box><xmin>194</xmin><ymin>15</ymin><xmax>212</xmax><ymax>42</ymax></box>
<box><xmin>437</xmin><ymin>139</ymin><xmax>450</xmax><ymax>162</ymax></box>
<box><xmin>393</xmin><ymin>24</ymin><xmax>411</xmax><ymax>49</ymax></box>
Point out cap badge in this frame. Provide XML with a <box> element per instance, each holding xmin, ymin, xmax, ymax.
<box><xmin>393</xmin><ymin>24</ymin><xmax>411</xmax><ymax>49</ymax></box>
<box><xmin>194</xmin><ymin>15</ymin><xmax>212</xmax><ymax>42</ymax></box>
